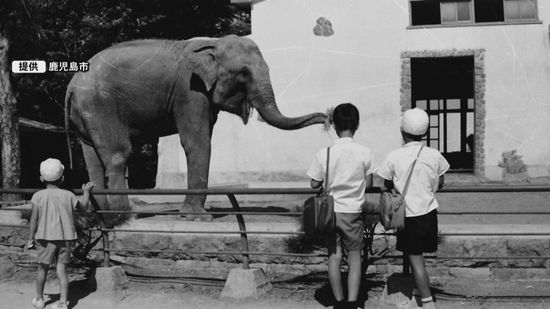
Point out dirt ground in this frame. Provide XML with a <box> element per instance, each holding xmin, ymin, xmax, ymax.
<box><xmin>2</xmin><ymin>264</ymin><xmax>550</xmax><ymax>309</ymax></box>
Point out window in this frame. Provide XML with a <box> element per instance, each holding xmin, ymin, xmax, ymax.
<box><xmin>441</xmin><ymin>1</ymin><xmax>472</xmax><ymax>23</ymax></box>
<box><xmin>504</xmin><ymin>0</ymin><xmax>537</xmax><ymax>20</ymax></box>
<box><xmin>410</xmin><ymin>0</ymin><xmax>538</xmax><ymax>26</ymax></box>
<box><xmin>474</xmin><ymin>0</ymin><xmax>504</xmax><ymax>22</ymax></box>
<box><xmin>411</xmin><ymin>57</ymin><xmax>475</xmax><ymax>172</ymax></box>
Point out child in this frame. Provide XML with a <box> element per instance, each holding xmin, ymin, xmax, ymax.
<box><xmin>27</xmin><ymin>158</ymin><xmax>94</xmax><ymax>309</ymax></box>
<box><xmin>307</xmin><ymin>103</ymin><xmax>374</xmax><ymax>309</ymax></box>
<box><xmin>376</xmin><ymin>108</ymin><xmax>449</xmax><ymax>309</ymax></box>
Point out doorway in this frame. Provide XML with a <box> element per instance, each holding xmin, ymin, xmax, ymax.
<box><xmin>411</xmin><ymin>56</ymin><xmax>475</xmax><ymax>172</ymax></box>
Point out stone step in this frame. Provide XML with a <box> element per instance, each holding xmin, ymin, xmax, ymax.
<box><xmin>110</xmin><ymin>218</ymin><xmax>550</xmax><ymax>269</ymax></box>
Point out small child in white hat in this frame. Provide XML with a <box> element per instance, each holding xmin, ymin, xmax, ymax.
<box><xmin>27</xmin><ymin>158</ymin><xmax>94</xmax><ymax>309</ymax></box>
<box><xmin>376</xmin><ymin>108</ymin><xmax>450</xmax><ymax>309</ymax></box>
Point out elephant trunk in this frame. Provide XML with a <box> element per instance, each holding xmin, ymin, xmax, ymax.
<box><xmin>253</xmin><ymin>83</ymin><xmax>327</xmax><ymax>130</ymax></box>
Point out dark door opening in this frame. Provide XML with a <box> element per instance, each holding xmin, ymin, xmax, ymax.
<box><xmin>411</xmin><ymin>56</ymin><xmax>475</xmax><ymax>172</ymax></box>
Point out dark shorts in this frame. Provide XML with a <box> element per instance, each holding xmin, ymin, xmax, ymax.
<box><xmin>325</xmin><ymin>212</ymin><xmax>364</xmax><ymax>254</ymax></box>
<box><xmin>396</xmin><ymin>209</ymin><xmax>438</xmax><ymax>255</ymax></box>
<box><xmin>36</xmin><ymin>240</ymin><xmax>72</xmax><ymax>265</ymax></box>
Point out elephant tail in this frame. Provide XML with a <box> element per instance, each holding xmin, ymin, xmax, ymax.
<box><xmin>64</xmin><ymin>84</ymin><xmax>74</xmax><ymax>169</ymax></box>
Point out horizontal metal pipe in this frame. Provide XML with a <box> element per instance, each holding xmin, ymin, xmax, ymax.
<box><xmin>2</xmin><ymin>224</ymin><xmax>550</xmax><ymax>236</ymax></box>
<box><xmin>3</xmin><ymin>207</ymin><xmax>550</xmax><ymax>216</ymax></box>
<box><xmin>98</xmin><ymin>248</ymin><xmax>550</xmax><ymax>260</ymax></box>
<box><xmin>376</xmin><ymin>232</ymin><xmax>550</xmax><ymax>236</ymax></box>
<box><xmin>88</xmin><ymin>210</ymin><xmax>550</xmax><ymax>216</ymax></box>
<box><xmin>91</xmin><ymin>228</ymin><xmax>550</xmax><ymax>237</ymax></box>
<box><xmin>91</xmin><ymin>228</ymin><xmax>304</xmax><ymax>235</ymax></box>
<box><xmin>92</xmin><ymin>210</ymin><xmax>302</xmax><ymax>216</ymax></box>
<box><xmin>0</xmin><ymin>224</ymin><xmax>27</xmax><ymax>228</ymax></box>
<box><xmin>1</xmin><ymin>185</ymin><xmax>549</xmax><ymax>195</ymax></box>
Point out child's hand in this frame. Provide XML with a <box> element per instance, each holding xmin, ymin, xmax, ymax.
<box><xmin>26</xmin><ymin>240</ymin><xmax>35</xmax><ymax>250</ymax></box>
<box><xmin>82</xmin><ymin>182</ymin><xmax>94</xmax><ymax>193</ymax></box>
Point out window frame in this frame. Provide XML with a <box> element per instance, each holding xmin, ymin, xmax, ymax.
<box><xmin>408</xmin><ymin>0</ymin><xmax>540</xmax><ymax>28</ymax></box>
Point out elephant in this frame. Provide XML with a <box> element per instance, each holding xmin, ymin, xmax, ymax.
<box><xmin>65</xmin><ymin>35</ymin><xmax>328</xmax><ymax>223</ymax></box>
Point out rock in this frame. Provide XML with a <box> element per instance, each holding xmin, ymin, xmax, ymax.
<box><xmin>90</xmin><ymin>266</ymin><xmax>129</xmax><ymax>291</ymax></box>
<box><xmin>221</xmin><ymin>268</ymin><xmax>272</xmax><ymax>299</ymax></box>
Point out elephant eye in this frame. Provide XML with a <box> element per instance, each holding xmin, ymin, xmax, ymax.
<box><xmin>237</xmin><ymin>68</ymin><xmax>251</xmax><ymax>82</ymax></box>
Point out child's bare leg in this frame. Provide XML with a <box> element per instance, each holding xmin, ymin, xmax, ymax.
<box><xmin>36</xmin><ymin>264</ymin><xmax>48</xmax><ymax>299</ymax></box>
<box><xmin>408</xmin><ymin>254</ymin><xmax>436</xmax><ymax>308</ymax></box>
<box><xmin>328</xmin><ymin>245</ymin><xmax>344</xmax><ymax>301</ymax></box>
<box><xmin>56</xmin><ymin>262</ymin><xmax>69</xmax><ymax>304</ymax></box>
<box><xmin>346</xmin><ymin>249</ymin><xmax>362</xmax><ymax>302</ymax></box>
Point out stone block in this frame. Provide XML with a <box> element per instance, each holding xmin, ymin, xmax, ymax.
<box><xmin>90</xmin><ymin>266</ymin><xmax>129</xmax><ymax>291</ymax></box>
<box><xmin>221</xmin><ymin>268</ymin><xmax>272</xmax><ymax>299</ymax></box>
<box><xmin>381</xmin><ymin>273</ymin><xmax>421</xmax><ymax>308</ymax></box>
<box><xmin>449</xmin><ymin>267</ymin><xmax>490</xmax><ymax>280</ymax></box>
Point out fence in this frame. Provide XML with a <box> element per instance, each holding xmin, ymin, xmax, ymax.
<box><xmin>1</xmin><ymin>185</ymin><xmax>550</xmax><ymax>271</ymax></box>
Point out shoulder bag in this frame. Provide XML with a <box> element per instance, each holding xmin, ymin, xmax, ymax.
<box><xmin>303</xmin><ymin>147</ymin><xmax>335</xmax><ymax>235</ymax></box>
<box><xmin>379</xmin><ymin>146</ymin><xmax>423</xmax><ymax>232</ymax></box>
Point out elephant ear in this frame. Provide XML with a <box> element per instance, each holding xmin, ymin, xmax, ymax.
<box><xmin>191</xmin><ymin>45</ymin><xmax>217</xmax><ymax>92</ymax></box>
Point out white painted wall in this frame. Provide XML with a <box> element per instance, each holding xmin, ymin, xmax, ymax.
<box><xmin>157</xmin><ymin>0</ymin><xmax>550</xmax><ymax>186</ymax></box>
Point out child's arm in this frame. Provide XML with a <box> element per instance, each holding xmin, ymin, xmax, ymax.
<box><xmin>76</xmin><ymin>182</ymin><xmax>94</xmax><ymax>211</ymax></box>
<box><xmin>26</xmin><ymin>204</ymin><xmax>38</xmax><ymax>249</ymax></box>
<box><xmin>365</xmin><ymin>174</ymin><xmax>373</xmax><ymax>192</ymax></box>
<box><xmin>310</xmin><ymin>179</ymin><xmax>323</xmax><ymax>189</ymax></box>
<box><xmin>438</xmin><ymin>175</ymin><xmax>445</xmax><ymax>190</ymax></box>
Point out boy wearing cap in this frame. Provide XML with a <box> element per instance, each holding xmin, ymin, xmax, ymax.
<box><xmin>307</xmin><ymin>103</ymin><xmax>374</xmax><ymax>309</ymax></box>
<box><xmin>376</xmin><ymin>108</ymin><xmax>449</xmax><ymax>309</ymax></box>
<box><xmin>27</xmin><ymin>158</ymin><xmax>94</xmax><ymax>309</ymax></box>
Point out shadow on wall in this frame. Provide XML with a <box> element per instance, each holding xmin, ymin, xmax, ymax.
<box><xmin>497</xmin><ymin>150</ymin><xmax>529</xmax><ymax>183</ymax></box>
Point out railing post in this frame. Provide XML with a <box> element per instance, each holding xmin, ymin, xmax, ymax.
<box><xmin>90</xmin><ymin>195</ymin><xmax>110</xmax><ymax>267</ymax></box>
<box><xmin>227</xmin><ymin>194</ymin><xmax>249</xmax><ymax>269</ymax></box>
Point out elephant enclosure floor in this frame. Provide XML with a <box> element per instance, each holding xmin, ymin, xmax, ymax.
<box><xmin>130</xmin><ymin>191</ymin><xmax>550</xmax><ymax>225</ymax></box>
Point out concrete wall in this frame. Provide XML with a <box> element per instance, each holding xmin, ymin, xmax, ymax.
<box><xmin>157</xmin><ymin>0</ymin><xmax>550</xmax><ymax>187</ymax></box>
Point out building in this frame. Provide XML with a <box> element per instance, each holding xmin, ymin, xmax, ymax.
<box><xmin>156</xmin><ymin>0</ymin><xmax>550</xmax><ymax>189</ymax></box>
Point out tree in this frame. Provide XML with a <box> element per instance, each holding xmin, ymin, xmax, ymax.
<box><xmin>0</xmin><ymin>1</ymin><xmax>21</xmax><ymax>200</ymax></box>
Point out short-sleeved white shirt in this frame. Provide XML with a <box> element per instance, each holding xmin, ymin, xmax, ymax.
<box><xmin>307</xmin><ymin>137</ymin><xmax>375</xmax><ymax>213</ymax></box>
<box><xmin>376</xmin><ymin>141</ymin><xmax>450</xmax><ymax>217</ymax></box>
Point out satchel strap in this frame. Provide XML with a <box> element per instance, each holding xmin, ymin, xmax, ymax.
<box><xmin>401</xmin><ymin>146</ymin><xmax>423</xmax><ymax>196</ymax></box>
<box><xmin>324</xmin><ymin>147</ymin><xmax>331</xmax><ymax>191</ymax></box>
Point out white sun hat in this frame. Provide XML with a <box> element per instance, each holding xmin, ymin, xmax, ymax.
<box><xmin>401</xmin><ymin>108</ymin><xmax>429</xmax><ymax>136</ymax></box>
<box><xmin>40</xmin><ymin>158</ymin><xmax>64</xmax><ymax>182</ymax></box>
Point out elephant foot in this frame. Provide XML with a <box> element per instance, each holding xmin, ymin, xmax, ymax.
<box><xmin>187</xmin><ymin>213</ymin><xmax>214</xmax><ymax>222</ymax></box>
<box><xmin>180</xmin><ymin>206</ymin><xmax>213</xmax><ymax>222</ymax></box>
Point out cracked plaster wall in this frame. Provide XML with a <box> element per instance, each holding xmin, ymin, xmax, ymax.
<box><xmin>156</xmin><ymin>0</ymin><xmax>550</xmax><ymax>189</ymax></box>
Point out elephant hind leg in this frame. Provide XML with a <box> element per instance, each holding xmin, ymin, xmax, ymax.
<box><xmin>81</xmin><ymin>119</ymin><xmax>133</xmax><ymax>227</ymax></box>
<box><xmin>81</xmin><ymin>141</ymin><xmax>106</xmax><ymax>189</ymax></box>
<box><xmin>81</xmin><ymin>142</ymin><xmax>107</xmax><ymax>210</ymax></box>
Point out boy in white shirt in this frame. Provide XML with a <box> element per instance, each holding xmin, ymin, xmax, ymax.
<box><xmin>377</xmin><ymin>108</ymin><xmax>449</xmax><ymax>309</ymax></box>
<box><xmin>307</xmin><ymin>103</ymin><xmax>375</xmax><ymax>309</ymax></box>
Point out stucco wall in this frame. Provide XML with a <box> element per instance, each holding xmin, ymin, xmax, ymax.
<box><xmin>156</xmin><ymin>0</ymin><xmax>550</xmax><ymax>187</ymax></box>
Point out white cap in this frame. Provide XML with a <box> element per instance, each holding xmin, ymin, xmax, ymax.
<box><xmin>40</xmin><ymin>158</ymin><xmax>64</xmax><ymax>182</ymax></box>
<box><xmin>401</xmin><ymin>108</ymin><xmax>429</xmax><ymax>136</ymax></box>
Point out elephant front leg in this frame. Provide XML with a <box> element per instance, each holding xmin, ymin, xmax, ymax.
<box><xmin>180</xmin><ymin>143</ymin><xmax>213</xmax><ymax>221</ymax></box>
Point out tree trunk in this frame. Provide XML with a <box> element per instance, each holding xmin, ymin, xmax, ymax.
<box><xmin>0</xmin><ymin>33</ymin><xmax>21</xmax><ymax>202</ymax></box>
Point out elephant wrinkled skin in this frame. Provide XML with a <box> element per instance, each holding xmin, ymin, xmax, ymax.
<box><xmin>65</xmin><ymin>35</ymin><xmax>327</xmax><ymax>223</ymax></box>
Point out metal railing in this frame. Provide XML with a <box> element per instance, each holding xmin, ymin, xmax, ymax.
<box><xmin>1</xmin><ymin>185</ymin><xmax>550</xmax><ymax>270</ymax></box>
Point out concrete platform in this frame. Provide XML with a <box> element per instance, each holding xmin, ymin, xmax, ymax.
<box><xmin>111</xmin><ymin>217</ymin><xmax>550</xmax><ymax>270</ymax></box>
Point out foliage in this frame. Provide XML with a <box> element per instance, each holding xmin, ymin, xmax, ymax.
<box><xmin>498</xmin><ymin>150</ymin><xmax>527</xmax><ymax>175</ymax></box>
